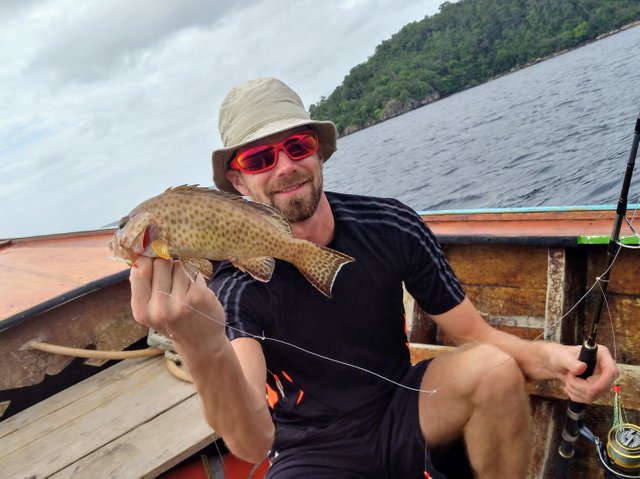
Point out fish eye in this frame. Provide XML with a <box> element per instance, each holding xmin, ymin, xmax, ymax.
<box><xmin>118</xmin><ymin>216</ymin><xmax>129</xmax><ymax>229</ymax></box>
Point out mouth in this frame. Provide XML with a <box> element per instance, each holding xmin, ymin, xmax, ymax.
<box><xmin>273</xmin><ymin>180</ymin><xmax>308</xmax><ymax>196</ymax></box>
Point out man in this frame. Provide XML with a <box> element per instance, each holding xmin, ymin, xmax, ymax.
<box><xmin>130</xmin><ymin>77</ymin><xmax>618</xmax><ymax>478</ymax></box>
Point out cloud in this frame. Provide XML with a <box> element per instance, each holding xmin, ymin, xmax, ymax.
<box><xmin>0</xmin><ymin>0</ymin><xmax>46</xmax><ymax>17</ymax></box>
<box><xmin>27</xmin><ymin>0</ymin><xmax>258</xmax><ymax>83</ymax></box>
<box><xmin>0</xmin><ymin>0</ymin><xmax>446</xmax><ymax>238</ymax></box>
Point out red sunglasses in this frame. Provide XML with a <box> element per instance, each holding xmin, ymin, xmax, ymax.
<box><xmin>230</xmin><ymin>130</ymin><xmax>319</xmax><ymax>174</ymax></box>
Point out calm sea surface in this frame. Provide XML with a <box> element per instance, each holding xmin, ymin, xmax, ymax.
<box><xmin>324</xmin><ymin>25</ymin><xmax>640</xmax><ymax>212</ymax></box>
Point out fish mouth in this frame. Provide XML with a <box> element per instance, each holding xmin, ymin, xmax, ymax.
<box><xmin>110</xmin><ymin>231</ymin><xmax>141</xmax><ymax>264</ymax></box>
<box><xmin>110</xmin><ymin>217</ymin><xmax>156</xmax><ymax>264</ymax></box>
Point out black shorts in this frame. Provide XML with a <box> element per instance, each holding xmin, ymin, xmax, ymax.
<box><xmin>265</xmin><ymin>359</ymin><xmax>446</xmax><ymax>479</ymax></box>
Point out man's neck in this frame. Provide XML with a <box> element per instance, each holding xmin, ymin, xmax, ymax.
<box><xmin>291</xmin><ymin>193</ymin><xmax>334</xmax><ymax>245</ymax></box>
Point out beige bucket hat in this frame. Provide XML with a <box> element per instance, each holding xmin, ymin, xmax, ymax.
<box><xmin>212</xmin><ymin>77</ymin><xmax>338</xmax><ymax>194</ymax></box>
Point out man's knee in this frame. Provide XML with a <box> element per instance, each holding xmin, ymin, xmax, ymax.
<box><xmin>467</xmin><ymin>344</ymin><xmax>527</xmax><ymax>406</ymax></box>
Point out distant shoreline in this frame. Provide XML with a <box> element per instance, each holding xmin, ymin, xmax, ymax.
<box><xmin>493</xmin><ymin>19</ymin><xmax>640</xmax><ymax>80</ymax></box>
<box><xmin>338</xmin><ymin>20</ymin><xmax>640</xmax><ymax>138</ymax></box>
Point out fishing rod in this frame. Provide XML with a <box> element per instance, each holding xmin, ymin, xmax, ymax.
<box><xmin>554</xmin><ymin>112</ymin><xmax>640</xmax><ymax>479</ymax></box>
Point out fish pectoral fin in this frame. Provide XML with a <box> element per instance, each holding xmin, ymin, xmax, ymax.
<box><xmin>150</xmin><ymin>239</ymin><xmax>171</xmax><ymax>259</ymax></box>
<box><xmin>231</xmin><ymin>257</ymin><xmax>275</xmax><ymax>282</ymax></box>
<box><xmin>180</xmin><ymin>257</ymin><xmax>214</xmax><ymax>281</ymax></box>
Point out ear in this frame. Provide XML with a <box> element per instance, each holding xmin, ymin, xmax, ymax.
<box><xmin>226</xmin><ymin>169</ymin><xmax>250</xmax><ymax>196</ymax></box>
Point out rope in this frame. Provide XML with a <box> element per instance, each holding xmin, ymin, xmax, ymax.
<box><xmin>27</xmin><ymin>340</ymin><xmax>163</xmax><ymax>359</ymax></box>
<box><xmin>27</xmin><ymin>339</ymin><xmax>193</xmax><ymax>383</ymax></box>
<box><xmin>164</xmin><ymin>351</ymin><xmax>192</xmax><ymax>383</ymax></box>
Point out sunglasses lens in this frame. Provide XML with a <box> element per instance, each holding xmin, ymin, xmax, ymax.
<box><xmin>232</xmin><ymin>131</ymin><xmax>319</xmax><ymax>174</ymax></box>
<box><xmin>236</xmin><ymin>146</ymin><xmax>275</xmax><ymax>172</ymax></box>
<box><xmin>283</xmin><ymin>133</ymin><xmax>318</xmax><ymax>158</ymax></box>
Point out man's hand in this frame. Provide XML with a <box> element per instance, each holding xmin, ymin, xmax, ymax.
<box><xmin>129</xmin><ymin>256</ymin><xmax>226</xmax><ymax>349</ymax></box>
<box><xmin>545</xmin><ymin>342</ymin><xmax>619</xmax><ymax>403</ymax></box>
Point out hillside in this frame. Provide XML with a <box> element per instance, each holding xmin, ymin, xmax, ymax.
<box><xmin>309</xmin><ymin>0</ymin><xmax>640</xmax><ymax>135</ymax></box>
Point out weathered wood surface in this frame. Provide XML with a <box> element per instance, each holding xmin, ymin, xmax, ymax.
<box><xmin>0</xmin><ymin>356</ymin><xmax>217</xmax><ymax>479</ymax></box>
<box><xmin>0</xmin><ymin>280</ymin><xmax>146</xmax><ymax>392</ymax></box>
<box><xmin>584</xmin><ymin>246</ymin><xmax>640</xmax><ymax>364</ymax></box>
<box><xmin>422</xmin><ymin>208</ymin><xmax>637</xmax><ymax>240</ymax></box>
<box><xmin>407</xmin><ymin>229</ymin><xmax>640</xmax><ymax>479</ymax></box>
<box><xmin>0</xmin><ymin>230</ymin><xmax>126</xmax><ymax>322</ymax></box>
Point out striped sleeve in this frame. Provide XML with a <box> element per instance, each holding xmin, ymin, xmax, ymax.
<box><xmin>210</xmin><ymin>262</ymin><xmax>265</xmax><ymax>341</ymax></box>
<box><xmin>391</xmin><ymin>200</ymin><xmax>465</xmax><ymax>314</ymax></box>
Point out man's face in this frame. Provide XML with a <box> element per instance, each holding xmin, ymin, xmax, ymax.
<box><xmin>226</xmin><ymin>128</ymin><xmax>324</xmax><ymax>223</ymax></box>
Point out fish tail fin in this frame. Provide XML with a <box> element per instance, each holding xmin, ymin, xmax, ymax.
<box><xmin>290</xmin><ymin>241</ymin><xmax>354</xmax><ymax>298</ymax></box>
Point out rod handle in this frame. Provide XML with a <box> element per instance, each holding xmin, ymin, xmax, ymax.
<box><xmin>577</xmin><ymin>341</ymin><xmax>598</xmax><ymax>379</ymax></box>
<box><xmin>553</xmin><ymin>342</ymin><xmax>598</xmax><ymax>478</ymax></box>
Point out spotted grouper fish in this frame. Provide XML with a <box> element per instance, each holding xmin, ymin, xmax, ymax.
<box><xmin>109</xmin><ymin>185</ymin><xmax>354</xmax><ymax>298</ymax></box>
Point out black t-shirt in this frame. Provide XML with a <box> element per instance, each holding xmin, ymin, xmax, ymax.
<box><xmin>210</xmin><ymin>192</ymin><xmax>465</xmax><ymax>427</ymax></box>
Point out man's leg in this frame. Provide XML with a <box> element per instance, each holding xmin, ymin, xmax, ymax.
<box><xmin>419</xmin><ymin>344</ymin><xmax>532</xmax><ymax>478</ymax></box>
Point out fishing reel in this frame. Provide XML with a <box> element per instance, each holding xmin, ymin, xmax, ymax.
<box><xmin>580</xmin><ymin>422</ymin><xmax>640</xmax><ymax>479</ymax></box>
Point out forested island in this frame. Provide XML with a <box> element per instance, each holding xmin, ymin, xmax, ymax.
<box><xmin>309</xmin><ymin>0</ymin><xmax>640</xmax><ymax>135</ymax></box>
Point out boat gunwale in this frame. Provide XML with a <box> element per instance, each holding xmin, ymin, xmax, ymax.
<box><xmin>0</xmin><ymin>269</ymin><xmax>130</xmax><ymax>334</ymax></box>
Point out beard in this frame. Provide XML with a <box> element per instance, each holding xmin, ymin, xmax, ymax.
<box><xmin>267</xmin><ymin>173</ymin><xmax>323</xmax><ymax>223</ymax></box>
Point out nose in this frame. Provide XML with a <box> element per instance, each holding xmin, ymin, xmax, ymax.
<box><xmin>272</xmin><ymin>149</ymin><xmax>298</xmax><ymax>175</ymax></box>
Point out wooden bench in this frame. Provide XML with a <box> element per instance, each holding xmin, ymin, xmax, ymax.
<box><xmin>0</xmin><ymin>356</ymin><xmax>218</xmax><ymax>478</ymax></box>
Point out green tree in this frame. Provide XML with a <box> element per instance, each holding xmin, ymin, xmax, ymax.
<box><xmin>310</xmin><ymin>0</ymin><xmax>640</xmax><ymax>135</ymax></box>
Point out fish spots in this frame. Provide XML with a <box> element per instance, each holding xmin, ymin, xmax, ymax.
<box><xmin>110</xmin><ymin>185</ymin><xmax>354</xmax><ymax>295</ymax></box>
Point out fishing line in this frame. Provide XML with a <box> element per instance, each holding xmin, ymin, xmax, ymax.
<box><xmin>516</xmin><ymin>245</ymin><xmax>619</xmax><ymax>347</ymax></box>
<box><xmin>152</xmin><ymin>290</ymin><xmax>441</xmax><ymax>395</ymax></box>
<box><xmin>528</xmin><ymin>238</ymin><xmax>627</xmax><ymax>351</ymax></box>
<box><xmin>151</xmin><ymin>229</ymin><xmax>631</xmax><ymax>399</ymax></box>
<box><xmin>597</xmin><ymin>275</ymin><xmax>619</xmax><ymax>364</ymax></box>
<box><xmin>152</xmin><ymin>289</ymin><xmax>568</xmax><ymax>399</ymax></box>
<box><xmin>157</xmin><ymin>204</ymin><xmax>631</xmax><ymax>424</ymax></box>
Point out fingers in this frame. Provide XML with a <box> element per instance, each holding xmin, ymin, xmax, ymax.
<box><xmin>171</xmin><ymin>260</ymin><xmax>193</xmax><ymax>297</ymax></box>
<box><xmin>130</xmin><ymin>256</ymin><xmax>155</xmax><ymax>323</ymax></box>
<box><xmin>563</xmin><ymin>345</ymin><xmax>618</xmax><ymax>403</ymax></box>
<box><xmin>587</xmin><ymin>347</ymin><xmax>619</xmax><ymax>398</ymax></box>
<box><xmin>150</xmin><ymin>257</ymin><xmax>176</xmax><ymax>295</ymax></box>
<box><xmin>569</xmin><ymin>359</ymin><xmax>587</xmax><ymax>377</ymax></box>
<box><xmin>129</xmin><ymin>257</ymin><xmax>223</xmax><ymax>339</ymax></box>
<box><xmin>130</xmin><ymin>257</ymin><xmax>181</xmax><ymax>328</ymax></box>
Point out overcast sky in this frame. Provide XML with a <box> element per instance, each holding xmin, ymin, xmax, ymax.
<box><xmin>0</xmin><ymin>0</ymin><xmax>447</xmax><ymax>239</ymax></box>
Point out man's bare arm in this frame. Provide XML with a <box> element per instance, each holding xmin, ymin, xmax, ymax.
<box><xmin>130</xmin><ymin>257</ymin><xmax>274</xmax><ymax>462</ymax></box>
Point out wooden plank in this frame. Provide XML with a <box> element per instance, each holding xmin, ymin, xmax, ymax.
<box><xmin>423</xmin><ymin>208</ymin><xmax>636</xmax><ymax>241</ymax></box>
<box><xmin>0</xmin><ymin>357</ymin><xmax>153</xmax><ymax>439</ymax></box>
<box><xmin>0</xmin><ymin>356</ymin><xmax>196</xmax><ymax>478</ymax></box>
<box><xmin>528</xmin><ymin>398</ymin><xmax>560</xmax><ymax>478</ymax></box>
<box><xmin>464</xmin><ymin>284</ymin><xmax>547</xmax><ymax>318</ymax></box>
<box><xmin>587</xmin><ymin>246</ymin><xmax>640</xmax><ymax>295</ymax></box>
<box><xmin>545</xmin><ymin>247</ymin><xmax>567</xmax><ymax>343</ymax></box>
<box><xmin>444</xmin><ymin>244</ymin><xmax>548</xmax><ymax>289</ymax></box>
<box><xmin>579</xmin><ymin>295</ymin><xmax>640</xmax><ymax>365</ymax></box>
<box><xmin>52</xmin><ymin>395</ymin><xmax>217</xmax><ymax>479</ymax></box>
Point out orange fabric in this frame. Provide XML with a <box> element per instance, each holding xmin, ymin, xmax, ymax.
<box><xmin>266</xmin><ymin>383</ymin><xmax>279</xmax><ymax>408</ymax></box>
<box><xmin>161</xmin><ymin>454</ymin><xmax>269</xmax><ymax>478</ymax></box>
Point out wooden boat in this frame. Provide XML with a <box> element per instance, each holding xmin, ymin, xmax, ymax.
<box><xmin>1</xmin><ymin>206</ymin><xmax>639</xmax><ymax>478</ymax></box>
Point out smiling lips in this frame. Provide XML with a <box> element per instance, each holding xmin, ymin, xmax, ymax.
<box><xmin>277</xmin><ymin>181</ymin><xmax>306</xmax><ymax>194</ymax></box>
<box><xmin>270</xmin><ymin>174</ymin><xmax>311</xmax><ymax>196</ymax></box>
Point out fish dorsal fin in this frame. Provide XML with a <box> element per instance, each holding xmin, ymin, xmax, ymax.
<box><xmin>165</xmin><ymin>185</ymin><xmax>292</xmax><ymax>237</ymax></box>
